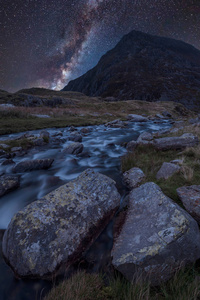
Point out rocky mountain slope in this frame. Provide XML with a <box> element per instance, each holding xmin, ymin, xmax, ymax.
<box><xmin>63</xmin><ymin>30</ymin><xmax>200</xmax><ymax>110</ymax></box>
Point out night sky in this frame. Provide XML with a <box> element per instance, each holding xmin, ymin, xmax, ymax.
<box><xmin>1</xmin><ymin>0</ymin><xmax>199</xmax><ymax>92</ymax></box>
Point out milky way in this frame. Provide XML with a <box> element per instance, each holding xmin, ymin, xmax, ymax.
<box><xmin>0</xmin><ymin>0</ymin><xmax>200</xmax><ymax>92</ymax></box>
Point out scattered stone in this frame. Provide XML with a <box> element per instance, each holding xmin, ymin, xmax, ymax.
<box><xmin>162</xmin><ymin>111</ymin><xmax>172</xmax><ymax>118</ymax></box>
<box><xmin>3</xmin><ymin>169</ymin><xmax>120</xmax><ymax>278</ymax></box>
<box><xmin>12</xmin><ymin>159</ymin><xmax>54</xmax><ymax>173</ymax></box>
<box><xmin>11</xmin><ymin>147</ymin><xmax>22</xmax><ymax>153</ymax></box>
<box><xmin>105</xmin><ymin>119</ymin><xmax>126</xmax><ymax>128</ymax></box>
<box><xmin>123</xmin><ymin>167</ymin><xmax>145</xmax><ymax>189</ymax></box>
<box><xmin>112</xmin><ymin>182</ymin><xmax>200</xmax><ymax>286</ymax></box>
<box><xmin>154</xmin><ymin>133</ymin><xmax>199</xmax><ymax>151</ymax></box>
<box><xmin>137</xmin><ymin>132</ymin><xmax>153</xmax><ymax>145</ymax></box>
<box><xmin>33</xmin><ymin>138</ymin><xmax>46</xmax><ymax>146</ymax></box>
<box><xmin>177</xmin><ymin>185</ymin><xmax>200</xmax><ymax>224</ymax></box>
<box><xmin>127</xmin><ymin>114</ymin><xmax>148</xmax><ymax>122</ymax></box>
<box><xmin>40</xmin><ymin>130</ymin><xmax>50</xmax><ymax>139</ymax></box>
<box><xmin>155</xmin><ymin>114</ymin><xmax>165</xmax><ymax>119</ymax></box>
<box><xmin>0</xmin><ymin>175</ymin><xmax>20</xmax><ymax>197</ymax></box>
<box><xmin>68</xmin><ymin>132</ymin><xmax>82</xmax><ymax>143</ymax></box>
<box><xmin>126</xmin><ymin>140</ymin><xmax>138</xmax><ymax>152</ymax></box>
<box><xmin>2</xmin><ymin>159</ymin><xmax>15</xmax><ymax>166</ymax></box>
<box><xmin>63</xmin><ymin>142</ymin><xmax>84</xmax><ymax>155</ymax></box>
<box><xmin>156</xmin><ymin>162</ymin><xmax>180</xmax><ymax>180</ymax></box>
<box><xmin>0</xmin><ymin>144</ymin><xmax>9</xmax><ymax>150</ymax></box>
<box><xmin>80</xmin><ymin>127</ymin><xmax>92</xmax><ymax>134</ymax></box>
<box><xmin>170</xmin><ymin>159</ymin><xmax>184</xmax><ymax>165</ymax></box>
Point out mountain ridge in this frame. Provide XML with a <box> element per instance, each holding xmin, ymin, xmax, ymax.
<box><xmin>63</xmin><ymin>30</ymin><xmax>200</xmax><ymax>110</ymax></box>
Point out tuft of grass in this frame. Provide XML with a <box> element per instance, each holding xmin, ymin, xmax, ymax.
<box><xmin>44</xmin><ymin>267</ymin><xmax>200</xmax><ymax>300</ymax></box>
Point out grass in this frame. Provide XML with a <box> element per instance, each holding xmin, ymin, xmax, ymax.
<box><xmin>44</xmin><ymin>267</ymin><xmax>200</xmax><ymax>300</ymax></box>
<box><xmin>121</xmin><ymin>144</ymin><xmax>200</xmax><ymax>205</ymax></box>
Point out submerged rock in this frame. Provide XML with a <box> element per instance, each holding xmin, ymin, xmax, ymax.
<box><xmin>12</xmin><ymin>159</ymin><xmax>54</xmax><ymax>173</ymax></box>
<box><xmin>2</xmin><ymin>169</ymin><xmax>120</xmax><ymax>278</ymax></box>
<box><xmin>112</xmin><ymin>182</ymin><xmax>200</xmax><ymax>285</ymax></box>
<box><xmin>63</xmin><ymin>142</ymin><xmax>83</xmax><ymax>155</ymax></box>
<box><xmin>177</xmin><ymin>185</ymin><xmax>200</xmax><ymax>224</ymax></box>
<box><xmin>0</xmin><ymin>175</ymin><xmax>20</xmax><ymax>197</ymax></box>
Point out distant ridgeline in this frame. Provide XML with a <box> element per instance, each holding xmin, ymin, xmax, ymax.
<box><xmin>63</xmin><ymin>30</ymin><xmax>200</xmax><ymax>111</ymax></box>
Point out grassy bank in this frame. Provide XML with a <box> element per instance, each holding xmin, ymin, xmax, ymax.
<box><xmin>44</xmin><ymin>267</ymin><xmax>200</xmax><ymax>300</ymax></box>
<box><xmin>0</xmin><ymin>88</ymin><xmax>194</xmax><ymax>135</ymax></box>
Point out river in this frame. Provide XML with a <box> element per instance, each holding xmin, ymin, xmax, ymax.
<box><xmin>0</xmin><ymin>119</ymin><xmax>171</xmax><ymax>300</ymax></box>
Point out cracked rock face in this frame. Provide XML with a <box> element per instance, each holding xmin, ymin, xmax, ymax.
<box><xmin>112</xmin><ymin>182</ymin><xmax>200</xmax><ymax>285</ymax></box>
<box><xmin>2</xmin><ymin>169</ymin><xmax>120</xmax><ymax>278</ymax></box>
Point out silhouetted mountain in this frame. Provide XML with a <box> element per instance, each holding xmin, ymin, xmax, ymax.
<box><xmin>63</xmin><ymin>30</ymin><xmax>200</xmax><ymax>110</ymax></box>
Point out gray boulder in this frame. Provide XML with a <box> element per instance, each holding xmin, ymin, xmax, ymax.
<box><xmin>156</xmin><ymin>162</ymin><xmax>180</xmax><ymax>180</ymax></box>
<box><xmin>12</xmin><ymin>159</ymin><xmax>54</xmax><ymax>173</ymax></box>
<box><xmin>105</xmin><ymin>119</ymin><xmax>126</xmax><ymax>128</ymax></box>
<box><xmin>112</xmin><ymin>182</ymin><xmax>200</xmax><ymax>285</ymax></box>
<box><xmin>126</xmin><ymin>140</ymin><xmax>138</xmax><ymax>152</ymax></box>
<box><xmin>154</xmin><ymin>133</ymin><xmax>199</xmax><ymax>151</ymax></box>
<box><xmin>123</xmin><ymin>167</ymin><xmax>145</xmax><ymax>190</ymax></box>
<box><xmin>63</xmin><ymin>142</ymin><xmax>83</xmax><ymax>155</ymax></box>
<box><xmin>127</xmin><ymin>114</ymin><xmax>148</xmax><ymax>122</ymax></box>
<box><xmin>2</xmin><ymin>169</ymin><xmax>120</xmax><ymax>278</ymax></box>
<box><xmin>33</xmin><ymin>138</ymin><xmax>46</xmax><ymax>146</ymax></box>
<box><xmin>40</xmin><ymin>130</ymin><xmax>50</xmax><ymax>139</ymax></box>
<box><xmin>68</xmin><ymin>132</ymin><xmax>82</xmax><ymax>142</ymax></box>
<box><xmin>137</xmin><ymin>132</ymin><xmax>154</xmax><ymax>145</ymax></box>
<box><xmin>177</xmin><ymin>185</ymin><xmax>200</xmax><ymax>224</ymax></box>
<box><xmin>0</xmin><ymin>175</ymin><xmax>20</xmax><ymax>197</ymax></box>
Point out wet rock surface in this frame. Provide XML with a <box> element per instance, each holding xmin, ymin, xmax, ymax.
<box><xmin>12</xmin><ymin>159</ymin><xmax>54</xmax><ymax>173</ymax></box>
<box><xmin>2</xmin><ymin>169</ymin><xmax>120</xmax><ymax>278</ymax></box>
<box><xmin>177</xmin><ymin>185</ymin><xmax>200</xmax><ymax>224</ymax></box>
<box><xmin>112</xmin><ymin>182</ymin><xmax>200</xmax><ymax>285</ymax></box>
<box><xmin>63</xmin><ymin>142</ymin><xmax>84</xmax><ymax>155</ymax></box>
<box><xmin>0</xmin><ymin>175</ymin><xmax>20</xmax><ymax>197</ymax></box>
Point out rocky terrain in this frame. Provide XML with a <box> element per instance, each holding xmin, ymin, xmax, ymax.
<box><xmin>63</xmin><ymin>30</ymin><xmax>200</xmax><ymax>111</ymax></box>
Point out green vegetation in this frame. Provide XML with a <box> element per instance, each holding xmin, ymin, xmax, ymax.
<box><xmin>44</xmin><ymin>267</ymin><xmax>200</xmax><ymax>300</ymax></box>
<box><xmin>121</xmin><ymin>143</ymin><xmax>200</xmax><ymax>205</ymax></box>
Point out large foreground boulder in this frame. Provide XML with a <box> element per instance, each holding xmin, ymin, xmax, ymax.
<box><xmin>112</xmin><ymin>182</ymin><xmax>200</xmax><ymax>285</ymax></box>
<box><xmin>12</xmin><ymin>159</ymin><xmax>54</xmax><ymax>173</ymax></box>
<box><xmin>154</xmin><ymin>133</ymin><xmax>199</xmax><ymax>151</ymax></box>
<box><xmin>0</xmin><ymin>175</ymin><xmax>20</xmax><ymax>197</ymax></box>
<box><xmin>2</xmin><ymin>169</ymin><xmax>120</xmax><ymax>278</ymax></box>
<box><xmin>177</xmin><ymin>185</ymin><xmax>200</xmax><ymax>224</ymax></box>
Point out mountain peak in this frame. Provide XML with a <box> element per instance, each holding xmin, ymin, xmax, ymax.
<box><xmin>63</xmin><ymin>30</ymin><xmax>200</xmax><ymax>110</ymax></box>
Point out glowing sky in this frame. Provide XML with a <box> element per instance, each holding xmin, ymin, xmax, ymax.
<box><xmin>0</xmin><ymin>0</ymin><xmax>199</xmax><ymax>92</ymax></box>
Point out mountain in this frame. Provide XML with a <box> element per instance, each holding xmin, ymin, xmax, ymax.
<box><xmin>63</xmin><ymin>30</ymin><xmax>200</xmax><ymax>110</ymax></box>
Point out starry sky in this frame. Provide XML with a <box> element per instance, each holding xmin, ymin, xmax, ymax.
<box><xmin>0</xmin><ymin>0</ymin><xmax>199</xmax><ymax>92</ymax></box>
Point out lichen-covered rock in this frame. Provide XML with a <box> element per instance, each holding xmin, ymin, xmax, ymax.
<box><xmin>123</xmin><ymin>167</ymin><xmax>145</xmax><ymax>190</ymax></box>
<box><xmin>177</xmin><ymin>185</ymin><xmax>200</xmax><ymax>224</ymax></box>
<box><xmin>156</xmin><ymin>162</ymin><xmax>180</xmax><ymax>180</ymax></box>
<box><xmin>63</xmin><ymin>142</ymin><xmax>83</xmax><ymax>155</ymax></box>
<box><xmin>12</xmin><ymin>159</ymin><xmax>54</xmax><ymax>173</ymax></box>
<box><xmin>154</xmin><ymin>133</ymin><xmax>199</xmax><ymax>151</ymax></box>
<box><xmin>112</xmin><ymin>182</ymin><xmax>200</xmax><ymax>285</ymax></box>
<box><xmin>2</xmin><ymin>169</ymin><xmax>120</xmax><ymax>278</ymax></box>
<box><xmin>0</xmin><ymin>175</ymin><xmax>20</xmax><ymax>197</ymax></box>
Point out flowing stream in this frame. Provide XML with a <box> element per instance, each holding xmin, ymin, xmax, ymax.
<box><xmin>0</xmin><ymin>119</ymin><xmax>171</xmax><ymax>300</ymax></box>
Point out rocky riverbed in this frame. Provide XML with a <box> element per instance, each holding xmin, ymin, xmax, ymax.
<box><xmin>0</xmin><ymin>115</ymin><xmax>182</xmax><ymax>299</ymax></box>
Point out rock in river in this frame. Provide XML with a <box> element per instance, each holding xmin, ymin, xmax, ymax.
<box><xmin>12</xmin><ymin>159</ymin><xmax>54</xmax><ymax>173</ymax></box>
<box><xmin>112</xmin><ymin>182</ymin><xmax>200</xmax><ymax>285</ymax></box>
<box><xmin>63</xmin><ymin>142</ymin><xmax>83</xmax><ymax>155</ymax></box>
<box><xmin>123</xmin><ymin>167</ymin><xmax>145</xmax><ymax>190</ymax></box>
<box><xmin>2</xmin><ymin>169</ymin><xmax>120</xmax><ymax>278</ymax></box>
<box><xmin>0</xmin><ymin>175</ymin><xmax>20</xmax><ymax>197</ymax></box>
